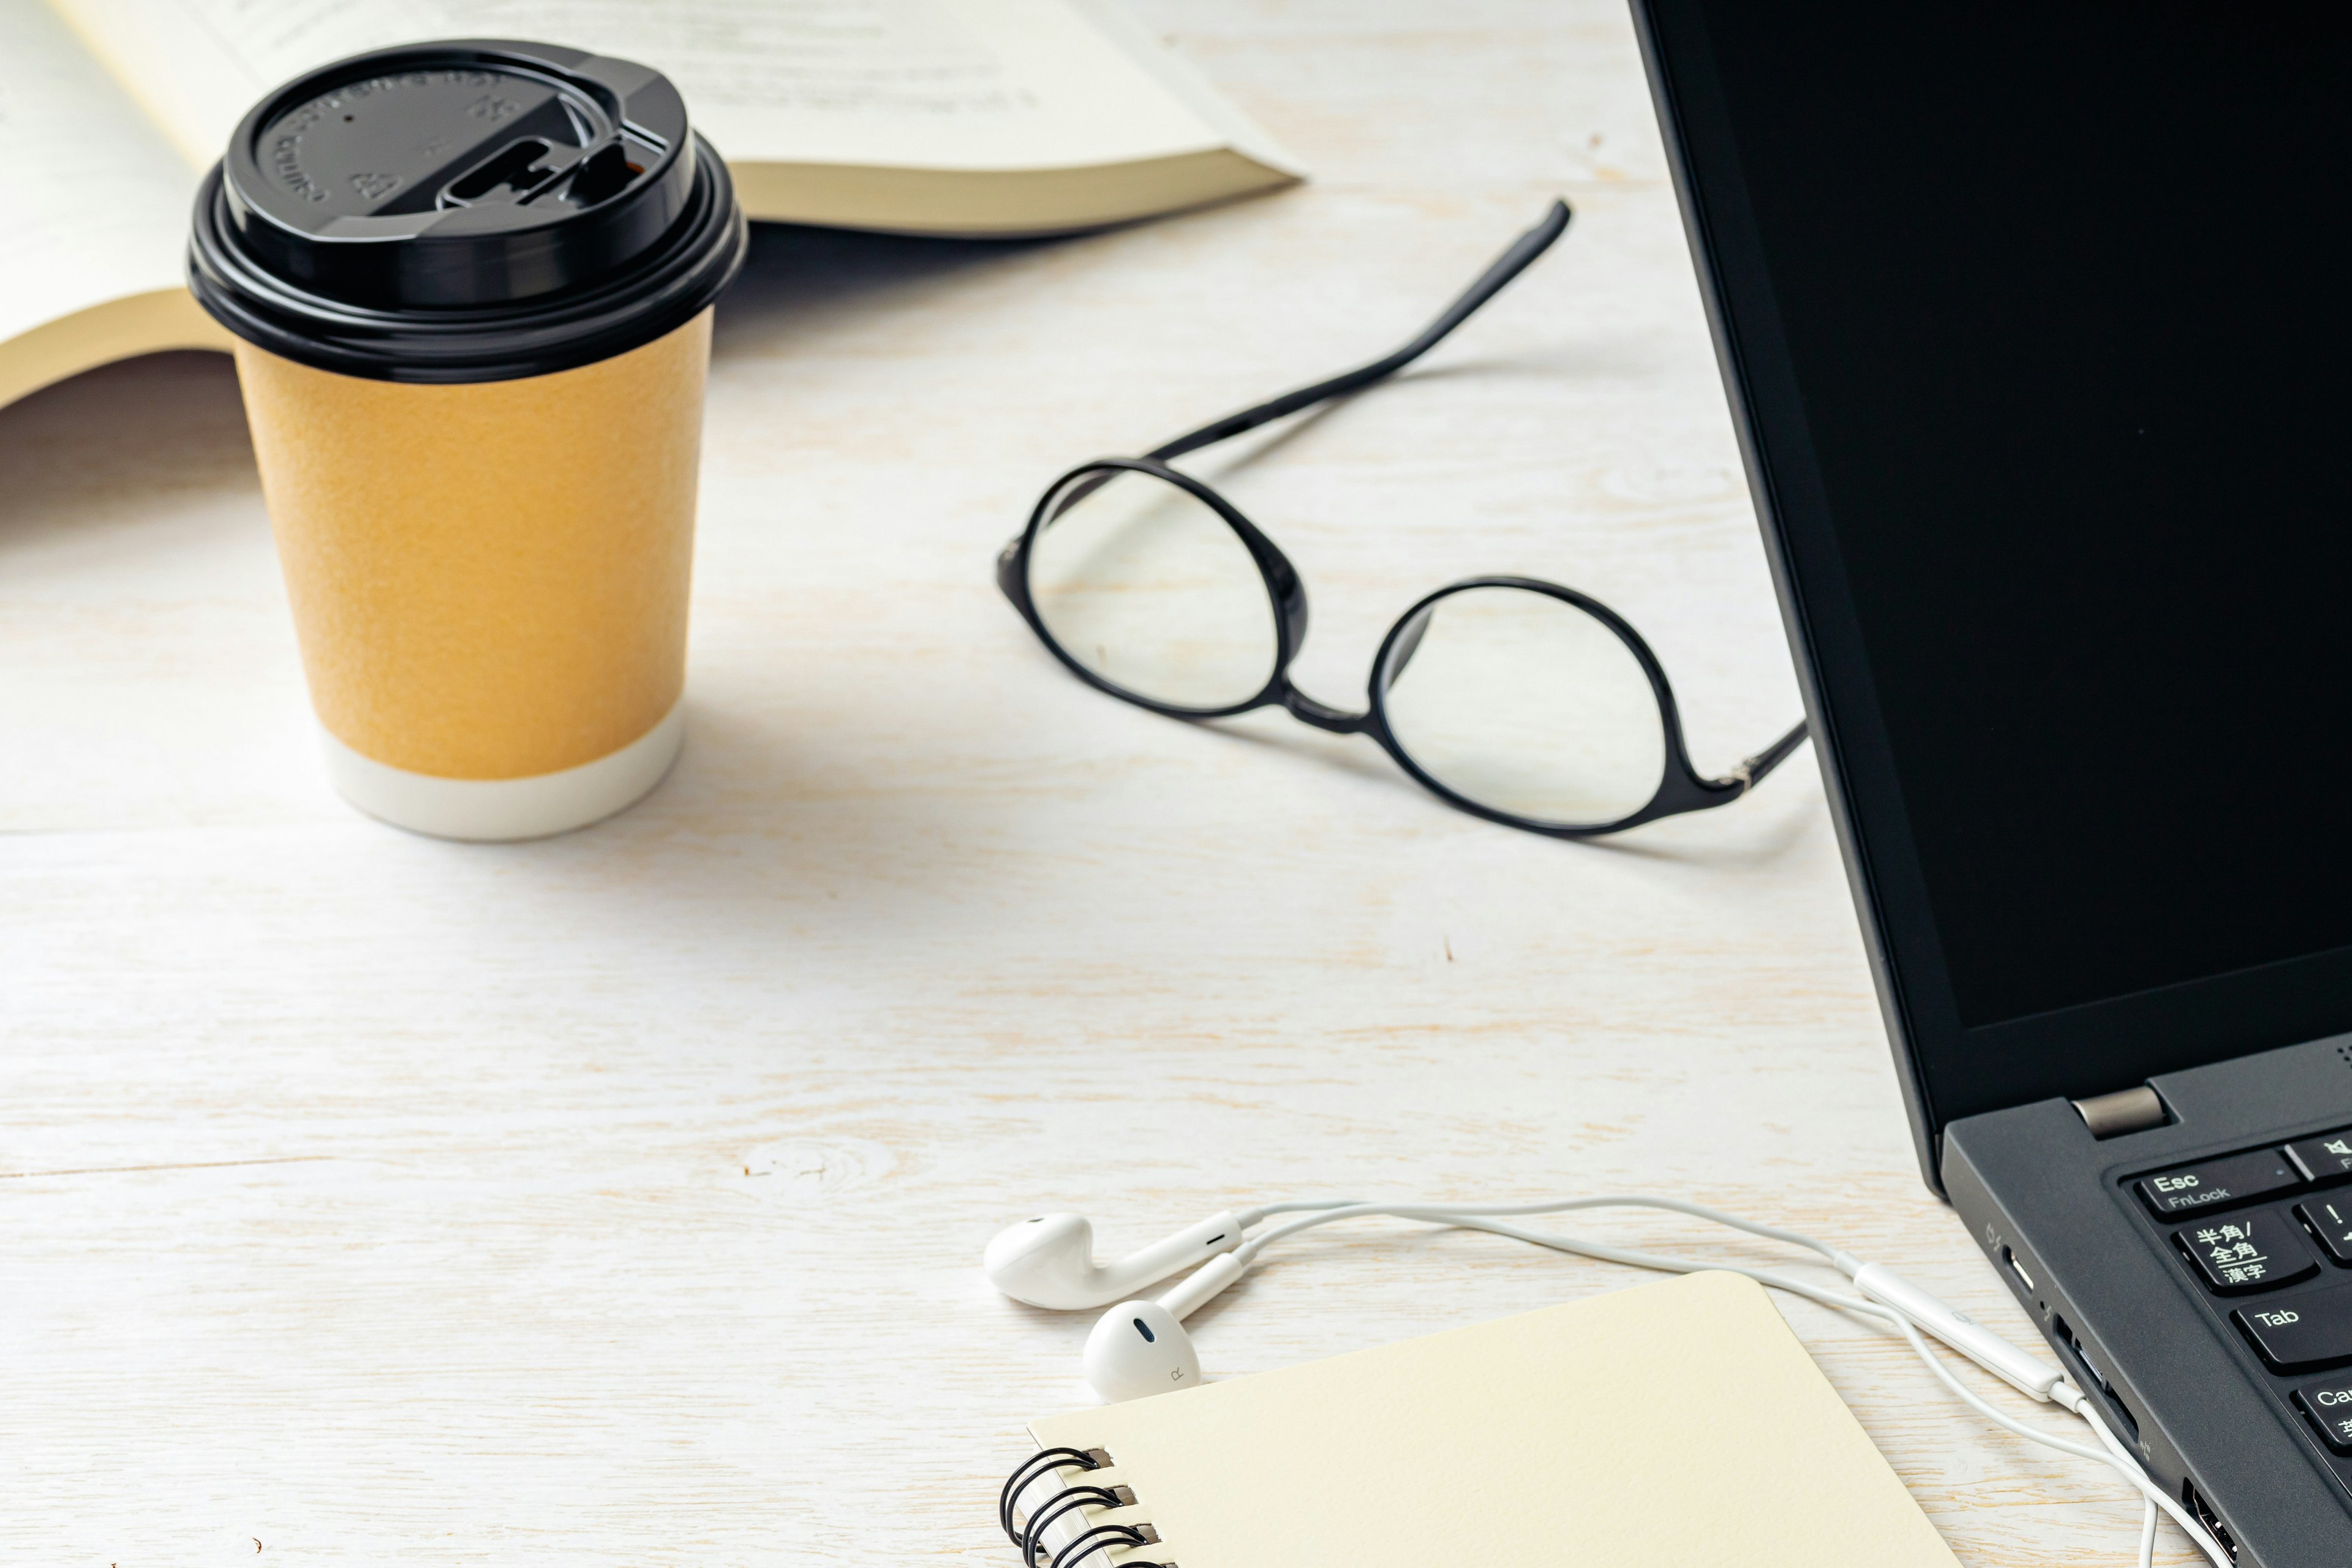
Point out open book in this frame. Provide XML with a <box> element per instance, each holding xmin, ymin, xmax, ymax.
<box><xmin>0</xmin><ymin>0</ymin><xmax>1301</xmax><ymax>409</ymax></box>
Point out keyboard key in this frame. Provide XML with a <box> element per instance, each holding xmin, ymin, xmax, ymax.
<box><xmin>2299</xmin><ymin>1198</ymin><xmax>2352</xmax><ymax>1265</ymax></box>
<box><xmin>2173</xmin><ymin>1210</ymin><xmax>2318</xmax><ymax>1293</ymax></box>
<box><xmin>2296</xmin><ymin>1374</ymin><xmax>2352</xmax><ymax>1453</ymax></box>
<box><xmin>2288</xmin><ymin>1130</ymin><xmax>2352</xmax><ymax>1185</ymax></box>
<box><xmin>2136</xmin><ymin>1148</ymin><xmax>2302</xmax><ymax>1217</ymax></box>
<box><xmin>2236</xmin><ymin>1283</ymin><xmax>2352</xmax><ymax>1371</ymax></box>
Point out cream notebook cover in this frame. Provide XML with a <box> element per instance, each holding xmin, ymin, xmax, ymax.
<box><xmin>1022</xmin><ymin>1270</ymin><xmax>1958</xmax><ymax>1568</ymax></box>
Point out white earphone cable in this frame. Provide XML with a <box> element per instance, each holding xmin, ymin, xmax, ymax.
<box><xmin>1231</xmin><ymin>1194</ymin><xmax>1846</xmax><ymax>1268</ymax></box>
<box><xmin>1888</xmin><ymin>1303</ymin><xmax>2227</xmax><ymax>1564</ymax></box>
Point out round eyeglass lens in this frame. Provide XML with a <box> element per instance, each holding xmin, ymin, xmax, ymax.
<box><xmin>1378</xmin><ymin>584</ymin><xmax>1667</xmax><ymax>827</ymax></box>
<box><xmin>1025</xmin><ymin>467</ymin><xmax>1280</xmax><ymax>712</ymax></box>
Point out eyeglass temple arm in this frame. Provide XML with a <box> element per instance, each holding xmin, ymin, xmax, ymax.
<box><xmin>1144</xmin><ymin>199</ymin><xmax>1574</xmax><ymax>466</ymax></box>
<box><xmin>1724</xmin><ymin>720</ymin><xmax>1811</xmax><ymax>792</ymax></box>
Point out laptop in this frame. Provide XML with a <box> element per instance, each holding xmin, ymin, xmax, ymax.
<box><xmin>1629</xmin><ymin>5</ymin><xmax>2352</xmax><ymax>1562</ymax></box>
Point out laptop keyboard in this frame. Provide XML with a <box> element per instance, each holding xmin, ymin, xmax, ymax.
<box><xmin>2131</xmin><ymin>1131</ymin><xmax>2352</xmax><ymax>1460</ymax></box>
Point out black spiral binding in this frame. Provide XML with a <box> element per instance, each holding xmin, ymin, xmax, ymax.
<box><xmin>1022</xmin><ymin>1487</ymin><xmax>1126</xmax><ymax>1566</ymax></box>
<box><xmin>1000</xmin><ymin>1448</ymin><xmax>1100</xmax><ymax>1545</ymax></box>
<box><xmin>998</xmin><ymin>1447</ymin><xmax>1169</xmax><ymax>1568</ymax></box>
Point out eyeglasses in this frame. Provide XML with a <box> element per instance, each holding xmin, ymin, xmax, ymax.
<box><xmin>996</xmin><ymin>201</ymin><xmax>1809</xmax><ymax>839</ymax></box>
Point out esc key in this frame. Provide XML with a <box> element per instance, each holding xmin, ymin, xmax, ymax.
<box><xmin>2136</xmin><ymin>1148</ymin><xmax>2301</xmax><ymax>1218</ymax></box>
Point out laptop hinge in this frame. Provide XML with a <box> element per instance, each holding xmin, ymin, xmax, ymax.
<box><xmin>2073</xmin><ymin>1085</ymin><xmax>2169</xmax><ymax>1139</ymax></box>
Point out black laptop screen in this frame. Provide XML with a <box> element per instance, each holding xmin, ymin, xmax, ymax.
<box><xmin>1673</xmin><ymin>4</ymin><xmax>2352</xmax><ymax>1029</ymax></box>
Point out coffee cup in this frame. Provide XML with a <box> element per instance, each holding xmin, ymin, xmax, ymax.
<box><xmin>189</xmin><ymin>40</ymin><xmax>745</xmax><ymax>840</ymax></box>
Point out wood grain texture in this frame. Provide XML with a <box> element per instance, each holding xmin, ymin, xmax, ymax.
<box><xmin>0</xmin><ymin>2</ymin><xmax>2190</xmax><ymax>1563</ymax></box>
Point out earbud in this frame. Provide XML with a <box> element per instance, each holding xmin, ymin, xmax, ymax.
<box><xmin>984</xmin><ymin>1210</ymin><xmax>1248</xmax><ymax>1310</ymax></box>
<box><xmin>1082</xmin><ymin>1253</ymin><xmax>1246</xmax><ymax>1401</ymax></box>
<box><xmin>1085</xmin><ymin>1300</ymin><xmax>1197</xmax><ymax>1400</ymax></box>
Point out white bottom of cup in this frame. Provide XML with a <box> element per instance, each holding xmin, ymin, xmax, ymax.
<box><xmin>318</xmin><ymin>701</ymin><xmax>685</xmax><ymax>842</ymax></box>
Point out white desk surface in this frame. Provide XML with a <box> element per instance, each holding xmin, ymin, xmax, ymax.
<box><xmin>0</xmin><ymin>2</ymin><xmax>2187</xmax><ymax>1563</ymax></box>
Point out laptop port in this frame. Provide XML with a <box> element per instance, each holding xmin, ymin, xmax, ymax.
<box><xmin>2002</xmin><ymin>1244</ymin><xmax>2038</xmax><ymax>1294</ymax></box>
<box><xmin>2183</xmin><ymin>1478</ymin><xmax>2239</xmax><ymax>1563</ymax></box>
<box><xmin>2051</xmin><ymin>1315</ymin><xmax>2140</xmax><ymax>1443</ymax></box>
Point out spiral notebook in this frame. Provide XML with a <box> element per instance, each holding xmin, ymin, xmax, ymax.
<box><xmin>1006</xmin><ymin>1270</ymin><xmax>1959</xmax><ymax>1568</ymax></box>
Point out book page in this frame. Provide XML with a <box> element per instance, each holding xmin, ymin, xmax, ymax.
<box><xmin>50</xmin><ymin>0</ymin><xmax>1241</xmax><ymax>176</ymax></box>
<box><xmin>0</xmin><ymin>0</ymin><xmax>197</xmax><ymax>345</ymax></box>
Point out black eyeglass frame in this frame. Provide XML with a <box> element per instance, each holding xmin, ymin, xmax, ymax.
<box><xmin>997</xmin><ymin>200</ymin><xmax>1809</xmax><ymax>839</ymax></box>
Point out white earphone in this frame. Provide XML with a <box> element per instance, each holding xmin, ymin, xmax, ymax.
<box><xmin>984</xmin><ymin>1194</ymin><xmax>2231</xmax><ymax>1568</ymax></box>
<box><xmin>982</xmin><ymin>1209</ymin><xmax>1251</xmax><ymax>1310</ymax></box>
<box><xmin>1076</xmin><ymin>1251</ymin><xmax>1245</xmax><ymax>1400</ymax></box>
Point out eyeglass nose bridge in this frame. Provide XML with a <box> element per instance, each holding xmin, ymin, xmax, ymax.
<box><xmin>1280</xmin><ymin>687</ymin><xmax>1373</xmax><ymax>735</ymax></box>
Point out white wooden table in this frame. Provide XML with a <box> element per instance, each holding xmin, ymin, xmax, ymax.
<box><xmin>0</xmin><ymin>2</ymin><xmax>2183</xmax><ymax>1562</ymax></box>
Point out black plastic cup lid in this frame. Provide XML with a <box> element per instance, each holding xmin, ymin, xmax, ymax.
<box><xmin>189</xmin><ymin>40</ymin><xmax>745</xmax><ymax>383</ymax></box>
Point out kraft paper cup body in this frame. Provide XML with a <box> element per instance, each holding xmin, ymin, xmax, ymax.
<box><xmin>236</xmin><ymin>309</ymin><xmax>712</xmax><ymax>839</ymax></box>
